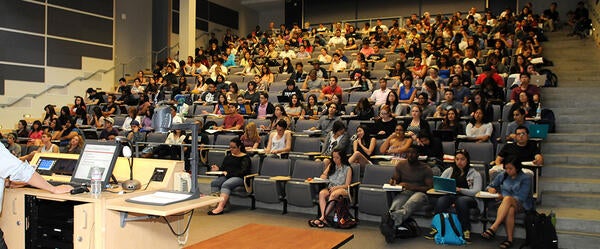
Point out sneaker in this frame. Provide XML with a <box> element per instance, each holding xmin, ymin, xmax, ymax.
<box><xmin>424</xmin><ymin>228</ymin><xmax>437</xmax><ymax>240</ymax></box>
<box><xmin>380</xmin><ymin>212</ymin><xmax>396</xmax><ymax>243</ymax></box>
<box><xmin>463</xmin><ymin>230</ymin><xmax>472</xmax><ymax>244</ymax></box>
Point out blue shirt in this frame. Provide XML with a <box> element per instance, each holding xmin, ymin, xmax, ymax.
<box><xmin>488</xmin><ymin>171</ymin><xmax>534</xmax><ymax>211</ymax></box>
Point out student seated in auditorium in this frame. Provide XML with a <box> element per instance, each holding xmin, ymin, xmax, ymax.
<box><xmin>310</xmin><ymin>103</ymin><xmax>342</xmax><ymax>134</ymax></box>
<box><xmin>491</xmin><ymin>126</ymin><xmax>543</xmax><ymax>179</ymax></box>
<box><xmin>415</xmin><ymin>131</ymin><xmax>443</xmax><ymax>176</ymax></box>
<box><xmin>102</xmin><ymin>94</ymin><xmax>118</xmax><ymax>116</ymax></box>
<box><xmin>465</xmin><ymin>108</ymin><xmax>492</xmax><ymax>143</ymax></box>
<box><xmin>199</xmin><ymin>80</ymin><xmax>220</xmax><ymax>105</ymax></box>
<box><xmin>254</xmin><ymin>92</ymin><xmax>275</xmax><ymax>120</ymax></box>
<box><xmin>481</xmin><ymin>158</ymin><xmax>534</xmax><ymax>249</ymax></box>
<box><xmin>52</xmin><ymin>118</ymin><xmax>81</xmax><ymax>146</ymax></box>
<box><xmin>437</xmin><ymin>108</ymin><xmax>465</xmax><ymax>139</ymax></box>
<box><xmin>504</xmin><ymin>109</ymin><xmax>532</xmax><ymax>142</ymax></box>
<box><xmin>264</xmin><ymin>120</ymin><xmax>292</xmax><ymax>158</ymax></box>
<box><xmin>319</xmin><ymin>121</ymin><xmax>350</xmax><ymax>165</ymax></box>
<box><xmin>380</xmin><ymin>124</ymin><xmax>412</xmax><ymax>157</ymax></box>
<box><xmin>348</xmin><ymin>125</ymin><xmax>376</xmax><ymax>173</ymax></box>
<box><xmin>235</xmin><ymin>96</ymin><xmax>254</xmax><ymax>116</ymax></box>
<box><xmin>98</xmin><ymin>117</ymin><xmax>119</xmax><ymax>141</ymax></box>
<box><xmin>281</xmin><ymin>79</ymin><xmax>304</xmax><ymax>101</ymax></box>
<box><xmin>369</xmin><ymin>78</ymin><xmax>392</xmax><ymax>107</ymax></box>
<box><xmin>85</xmin><ymin>87</ymin><xmax>105</xmax><ymax>105</ymax></box>
<box><xmin>328</xmin><ymin>53</ymin><xmax>347</xmax><ymax>72</ymax></box>
<box><xmin>426</xmin><ymin>149</ymin><xmax>482</xmax><ymax>243</ymax></box>
<box><xmin>142</xmin><ymin>129</ymin><xmax>187</xmax><ymax>159</ymax></box>
<box><xmin>20</xmin><ymin>132</ymin><xmax>59</xmax><ymax>162</ymax></box>
<box><xmin>308</xmin><ymin>148</ymin><xmax>352</xmax><ymax>228</ymax></box>
<box><xmin>380</xmin><ymin>147</ymin><xmax>433</xmax><ymax>243</ymax></box>
<box><xmin>371</xmin><ymin>105</ymin><xmax>397</xmax><ymax>138</ymax></box>
<box><xmin>319</xmin><ymin>76</ymin><xmax>343</xmax><ymax>102</ymax></box>
<box><xmin>509</xmin><ymin>73</ymin><xmax>540</xmax><ymax>104</ymax></box>
<box><xmin>302</xmin><ymin>69</ymin><xmax>326</xmax><ymax>93</ymax></box>
<box><xmin>434</xmin><ymin>89</ymin><xmax>463</xmax><ymax>117</ymax></box>
<box><xmin>61</xmin><ymin>135</ymin><xmax>85</xmax><ymax>154</ymax></box>
<box><xmin>261</xmin><ymin>105</ymin><xmax>292</xmax><ymax>131</ymax></box>
<box><xmin>214</xmin><ymin>102</ymin><xmax>245</xmax><ymax>131</ymax></box>
<box><xmin>207</xmin><ymin>138</ymin><xmax>252</xmax><ymax>215</ymax></box>
<box><xmin>289</xmin><ymin>62</ymin><xmax>307</xmax><ymax>83</ymax></box>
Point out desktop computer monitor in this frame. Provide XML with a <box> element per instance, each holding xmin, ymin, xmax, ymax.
<box><xmin>70</xmin><ymin>140</ymin><xmax>121</xmax><ymax>188</ymax></box>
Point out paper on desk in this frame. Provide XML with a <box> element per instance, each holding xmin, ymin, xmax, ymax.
<box><xmin>522</xmin><ymin>161</ymin><xmax>535</xmax><ymax>166</ymax></box>
<box><xmin>310</xmin><ymin>177</ymin><xmax>329</xmax><ymax>183</ymax></box>
<box><xmin>205</xmin><ymin>129</ymin><xmax>219</xmax><ymax>134</ymax></box>
<box><xmin>127</xmin><ymin>191</ymin><xmax>192</xmax><ymax>205</ymax></box>
<box><xmin>383</xmin><ymin>184</ymin><xmax>403</xmax><ymax>191</ymax></box>
<box><xmin>206</xmin><ymin>171</ymin><xmax>226</xmax><ymax>175</ymax></box>
<box><xmin>478</xmin><ymin>191</ymin><xmax>500</xmax><ymax>198</ymax></box>
<box><xmin>303</xmin><ymin>129</ymin><xmax>321</xmax><ymax>134</ymax></box>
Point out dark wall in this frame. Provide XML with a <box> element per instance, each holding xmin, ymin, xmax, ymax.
<box><xmin>0</xmin><ymin>0</ymin><xmax>114</xmax><ymax>95</ymax></box>
<box><xmin>304</xmin><ymin>0</ymin><xmax>484</xmax><ymax>25</ymax></box>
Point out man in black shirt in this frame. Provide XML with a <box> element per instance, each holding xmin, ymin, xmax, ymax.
<box><xmin>490</xmin><ymin>126</ymin><xmax>543</xmax><ymax>179</ymax></box>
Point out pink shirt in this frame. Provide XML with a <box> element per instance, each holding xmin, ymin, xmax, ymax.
<box><xmin>257</xmin><ymin>103</ymin><xmax>268</xmax><ymax>118</ymax></box>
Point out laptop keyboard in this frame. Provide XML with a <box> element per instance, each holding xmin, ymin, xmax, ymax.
<box><xmin>47</xmin><ymin>181</ymin><xmax>87</xmax><ymax>188</ymax></box>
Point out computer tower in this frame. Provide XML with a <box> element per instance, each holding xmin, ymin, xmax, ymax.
<box><xmin>25</xmin><ymin>195</ymin><xmax>82</xmax><ymax>249</ymax></box>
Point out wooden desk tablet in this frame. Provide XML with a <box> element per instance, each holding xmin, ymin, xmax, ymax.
<box><xmin>185</xmin><ymin>223</ymin><xmax>353</xmax><ymax>249</ymax></box>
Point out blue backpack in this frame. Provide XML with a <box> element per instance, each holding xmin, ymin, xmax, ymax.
<box><xmin>431</xmin><ymin>213</ymin><xmax>466</xmax><ymax>245</ymax></box>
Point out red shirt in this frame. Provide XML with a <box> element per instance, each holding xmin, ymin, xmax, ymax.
<box><xmin>475</xmin><ymin>72</ymin><xmax>504</xmax><ymax>87</ymax></box>
<box><xmin>322</xmin><ymin>85</ymin><xmax>342</xmax><ymax>96</ymax></box>
<box><xmin>223</xmin><ymin>113</ymin><xmax>244</xmax><ymax>129</ymax></box>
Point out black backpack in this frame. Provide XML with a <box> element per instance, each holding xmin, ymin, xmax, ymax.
<box><xmin>539</xmin><ymin>109</ymin><xmax>556</xmax><ymax>133</ymax></box>
<box><xmin>395</xmin><ymin>218</ymin><xmax>421</xmax><ymax>239</ymax></box>
<box><xmin>520</xmin><ymin>211</ymin><xmax>558</xmax><ymax>249</ymax></box>
<box><xmin>326</xmin><ymin>197</ymin><xmax>358</xmax><ymax>229</ymax></box>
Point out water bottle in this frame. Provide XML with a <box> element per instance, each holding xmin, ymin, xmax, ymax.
<box><xmin>333</xmin><ymin>213</ymin><xmax>339</xmax><ymax>223</ymax></box>
<box><xmin>90</xmin><ymin>167</ymin><xmax>103</xmax><ymax>198</ymax></box>
<box><xmin>535</xmin><ymin>103</ymin><xmax>542</xmax><ymax>119</ymax></box>
<box><xmin>550</xmin><ymin>211</ymin><xmax>556</xmax><ymax>227</ymax></box>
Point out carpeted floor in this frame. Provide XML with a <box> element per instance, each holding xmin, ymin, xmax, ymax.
<box><xmin>185</xmin><ymin>205</ymin><xmax>522</xmax><ymax>249</ymax></box>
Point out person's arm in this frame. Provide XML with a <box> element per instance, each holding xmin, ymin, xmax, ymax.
<box><xmin>363</xmin><ymin>137</ymin><xmax>377</xmax><ymax>156</ymax></box>
<box><xmin>28</xmin><ymin>172</ymin><xmax>73</xmax><ymax>194</ymax></box>
<box><xmin>533</xmin><ymin>154</ymin><xmax>544</xmax><ymax>165</ymax></box>
<box><xmin>331</xmin><ymin>167</ymin><xmax>353</xmax><ymax>192</ymax></box>
<box><xmin>264</xmin><ymin>132</ymin><xmax>274</xmax><ymax>154</ymax></box>
<box><xmin>276</xmin><ymin>131</ymin><xmax>292</xmax><ymax>154</ymax></box>
<box><xmin>513</xmin><ymin>173</ymin><xmax>532</xmax><ymax>204</ymax></box>
<box><xmin>458</xmin><ymin>169</ymin><xmax>483</xmax><ymax>197</ymax></box>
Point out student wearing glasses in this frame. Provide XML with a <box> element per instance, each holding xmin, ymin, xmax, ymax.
<box><xmin>207</xmin><ymin>138</ymin><xmax>252</xmax><ymax>215</ymax></box>
<box><xmin>372</xmin><ymin>104</ymin><xmax>397</xmax><ymax>138</ymax></box>
<box><xmin>490</xmin><ymin>126</ymin><xmax>543</xmax><ymax>179</ymax></box>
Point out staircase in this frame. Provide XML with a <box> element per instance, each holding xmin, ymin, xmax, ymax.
<box><xmin>536</xmin><ymin>30</ymin><xmax>600</xmax><ymax>248</ymax></box>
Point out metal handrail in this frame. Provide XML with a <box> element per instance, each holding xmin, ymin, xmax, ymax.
<box><xmin>152</xmin><ymin>32</ymin><xmax>210</xmax><ymax>63</ymax></box>
<box><xmin>0</xmin><ymin>67</ymin><xmax>115</xmax><ymax>108</ymax></box>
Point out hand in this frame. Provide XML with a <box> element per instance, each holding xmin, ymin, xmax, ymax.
<box><xmin>389</xmin><ymin>179</ymin><xmax>397</xmax><ymax>185</ymax></box>
<box><xmin>52</xmin><ymin>185</ymin><xmax>74</xmax><ymax>194</ymax></box>
<box><xmin>378</xmin><ymin>131</ymin><xmax>385</xmax><ymax>135</ymax></box>
<box><xmin>210</xmin><ymin>165</ymin><xmax>219</xmax><ymax>171</ymax></box>
<box><xmin>488</xmin><ymin>188</ymin><xmax>497</xmax><ymax>194</ymax></box>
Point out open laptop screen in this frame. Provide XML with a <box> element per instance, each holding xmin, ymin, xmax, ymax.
<box><xmin>71</xmin><ymin>140</ymin><xmax>121</xmax><ymax>188</ymax></box>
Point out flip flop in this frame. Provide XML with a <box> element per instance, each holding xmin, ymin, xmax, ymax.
<box><xmin>481</xmin><ymin>228</ymin><xmax>496</xmax><ymax>240</ymax></box>
<box><xmin>499</xmin><ymin>240</ymin><xmax>513</xmax><ymax>249</ymax></box>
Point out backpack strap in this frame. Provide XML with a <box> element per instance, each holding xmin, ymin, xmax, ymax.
<box><xmin>440</xmin><ymin>213</ymin><xmax>446</xmax><ymax>236</ymax></box>
<box><xmin>446</xmin><ymin>213</ymin><xmax>461</xmax><ymax>237</ymax></box>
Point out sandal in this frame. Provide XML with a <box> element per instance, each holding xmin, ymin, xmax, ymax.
<box><xmin>481</xmin><ymin>228</ymin><xmax>496</xmax><ymax>240</ymax></box>
<box><xmin>308</xmin><ymin>219</ymin><xmax>327</xmax><ymax>228</ymax></box>
<box><xmin>499</xmin><ymin>240</ymin><xmax>513</xmax><ymax>249</ymax></box>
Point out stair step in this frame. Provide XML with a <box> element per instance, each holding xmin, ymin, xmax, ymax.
<box><xmin>537</xmin><ymin>207</ymin><xmax>600</xmax><ymax>234</ymax></box>
<box><xmin>556</xmin><ymin>231</ymin><xmax>600</xmax><ymax>249</ymax></box>
<box><xmin>541</xmin><ymin>191</ymin><xmax>600</xmax><ymax>209</ymax></box>
<box><xmin>550</xmin><ymin>115</ymin><xmax>599</xmax><ymax>124</ymax></box>
<box><xmin>543</xmin><ymin>165</ymin><xmax>600</xmax><ymax>178</ymax></box>
<box><xmin>540</xmin><ymin>177</ymin><xmax>600</xmax><ymax>193</ymax></box>
<box><xmin>544</xmin><ymin>153</ymin><xmax>600</xmax><ymax>165</ymax></box>
<box><xmin>542</xmin><ymin>142</ymin><xmax>600</xmax><ymax>154</ymax></box>
<box><xmin>556</xmin><ymin>124</ymin><xmax>600</xmax><ymax>133</ymax></box>
<box><xmin>549</xmin><ymin>107</ymin><xmax>596</xmax><ymax>115</ymax></box>
<box><xmin>546</xmin><ymin>133</ymin><xmax>600</xmax><ymax>143</ymax></box>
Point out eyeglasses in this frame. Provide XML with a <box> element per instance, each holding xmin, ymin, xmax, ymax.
<box><xmin>516</xmin><ymin>132</ymin><xmax>527</xmax><ymax>136</ymax></box>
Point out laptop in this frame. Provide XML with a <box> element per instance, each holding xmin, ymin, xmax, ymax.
<box><xmin>35</xmin><ymin>158</ymin><xmax>57</xmax><ymax>176</ymax></box>
<box><xmin>530</xmin><ymin>74</ymin><xmax>547</xmax><ymax>86</ymax></box>
<box><xmin>529</xmin><ymin>124</ymin><xmax>549</xmax><ymax>139</ymax></box>
<box><xmin>433</xmin><ymin>176</ymin><xmax>456</xmax><ymax>194</ymax></box>
<box><xmin>433</xmin><ymin>129</ymin><xmax>455</xmax><ymax>142</ymax></box>
<box><xmin>277</xmin><ymin>95</ymin><xmax>290</xmax><ymax>104</ymax></box>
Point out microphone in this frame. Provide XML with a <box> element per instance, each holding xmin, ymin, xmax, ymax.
<box><xmin>115</xmin><ymin>136</ymin><xmax>141</xmax><ymax>190</ymax></box>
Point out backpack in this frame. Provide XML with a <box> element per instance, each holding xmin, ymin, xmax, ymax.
<box><xmin>538</xmin><ymin>69</ymin><xmax>558</xmax><ymax>87</ymax></box>
<box><xmin>326</xmin><ymin>197</ymin><xmax>358</xmax><ymax>229</ymax></box>
<box><xmin>520</xmin><ymin>211</ymin><xmax>558</xmax><ymax>249</ymax></box>
<box><xmin>395</xmin><ymin>218</ymin><xmax>421</xmax><ymax>239</ymax></box>
<box><xmin>431</xmin><ymin>213</ymin><xmax>466</xmax><ymax>245</ymax></box>
<box><xmin>539</xmin><ymin>109</ymin><xmax>556</xmax><ymax>133</ymax></box>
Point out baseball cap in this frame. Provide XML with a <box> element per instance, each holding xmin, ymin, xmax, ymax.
<box><xmin>105</xmin><ymin>117</ymin><xmax>114</xmax><ymax>124</ymax></box>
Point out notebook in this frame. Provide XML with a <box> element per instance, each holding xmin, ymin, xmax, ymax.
<box><xmin>277</xmin><ymin>95</ymin><xmax>290</xmax><ymax>103</ymax></box>
<box><xmin>433</xmin><ymin>176</ymin><xmax>456</xmax><ymax>194</ymax></box>
<box><xmin>528</xmin><ymin>124</ymin><xmax>549</xmax><ymax>139</ymax></box>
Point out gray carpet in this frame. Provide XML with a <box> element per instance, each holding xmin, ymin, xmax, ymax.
<box><xmin>186</xmin><ymin>205</ymin><xmax>521</xmax><ymax>248</ymax></box>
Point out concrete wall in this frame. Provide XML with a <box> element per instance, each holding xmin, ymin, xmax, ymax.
<box><xmin>115</xmin><ymin>0</ymin><xmax>153</xmax><ymax>79</ymax></box>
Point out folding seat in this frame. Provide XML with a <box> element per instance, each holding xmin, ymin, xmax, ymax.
<box><xmin>357</xmin><ymin>165</ymin><xmax>395</xmax><ymax>216</ymax></box>
<box><xmin>284</xmin><ymin>160</ymin><xmax>324</xmax><ymax>208</ymax></box>
<box><xmin>230</xmin><ymin>155</ymin><xmax>261</xmax><ymax>209</ymax></box>
<box><xmin>458</xmin><ymin>142</ymin><xmax>494</xmax><ymax>166</ymax></box>
<box><xmin>252</xmin><ymin>157</ymin><xmax>293</xmax><ymax>213</ymax></box>
<box><xmin>214</xmin><ymin>134</ymin><xmax>240</xmax><ymax>146</ymax></box>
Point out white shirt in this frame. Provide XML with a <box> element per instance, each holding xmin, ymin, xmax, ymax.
<box><xmin>279</xmin><ymin>49</ymin><xmax>297</xmax><ymax>59</ymax></box>
<box><xmin>370</xmin><ymin>88</ymin><xmax>391</xmax><ymax>106</ymax></box>
<box><xmin>0</xmin><ymin>145</ymin><xmax>36</xmax><ymax>212</ymax></box>
<box><xmin>331</xmin><ymin>60</ymin><xmax>347</xmax><ymax>72</ymax></box>
<box><xmin>328</xmin><ymin>36</ymin><xmax>347</xmax><ymax>47</ymax></box>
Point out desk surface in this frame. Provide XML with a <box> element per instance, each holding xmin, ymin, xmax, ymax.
<box><xmin>184</xmin><ymin>223</ymin><xmax>353</xmax><ymax>249</ymax></box>
<box><xmin>106</xmin><ymin>193</ymin><xmax>221</xmax><ymax>216</ymax></box>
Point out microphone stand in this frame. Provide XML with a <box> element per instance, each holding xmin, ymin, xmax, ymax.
<box><xmin>116</xmin><ymin>136</ymin><xmax>141</xmax><ymax>190</ymax></box>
